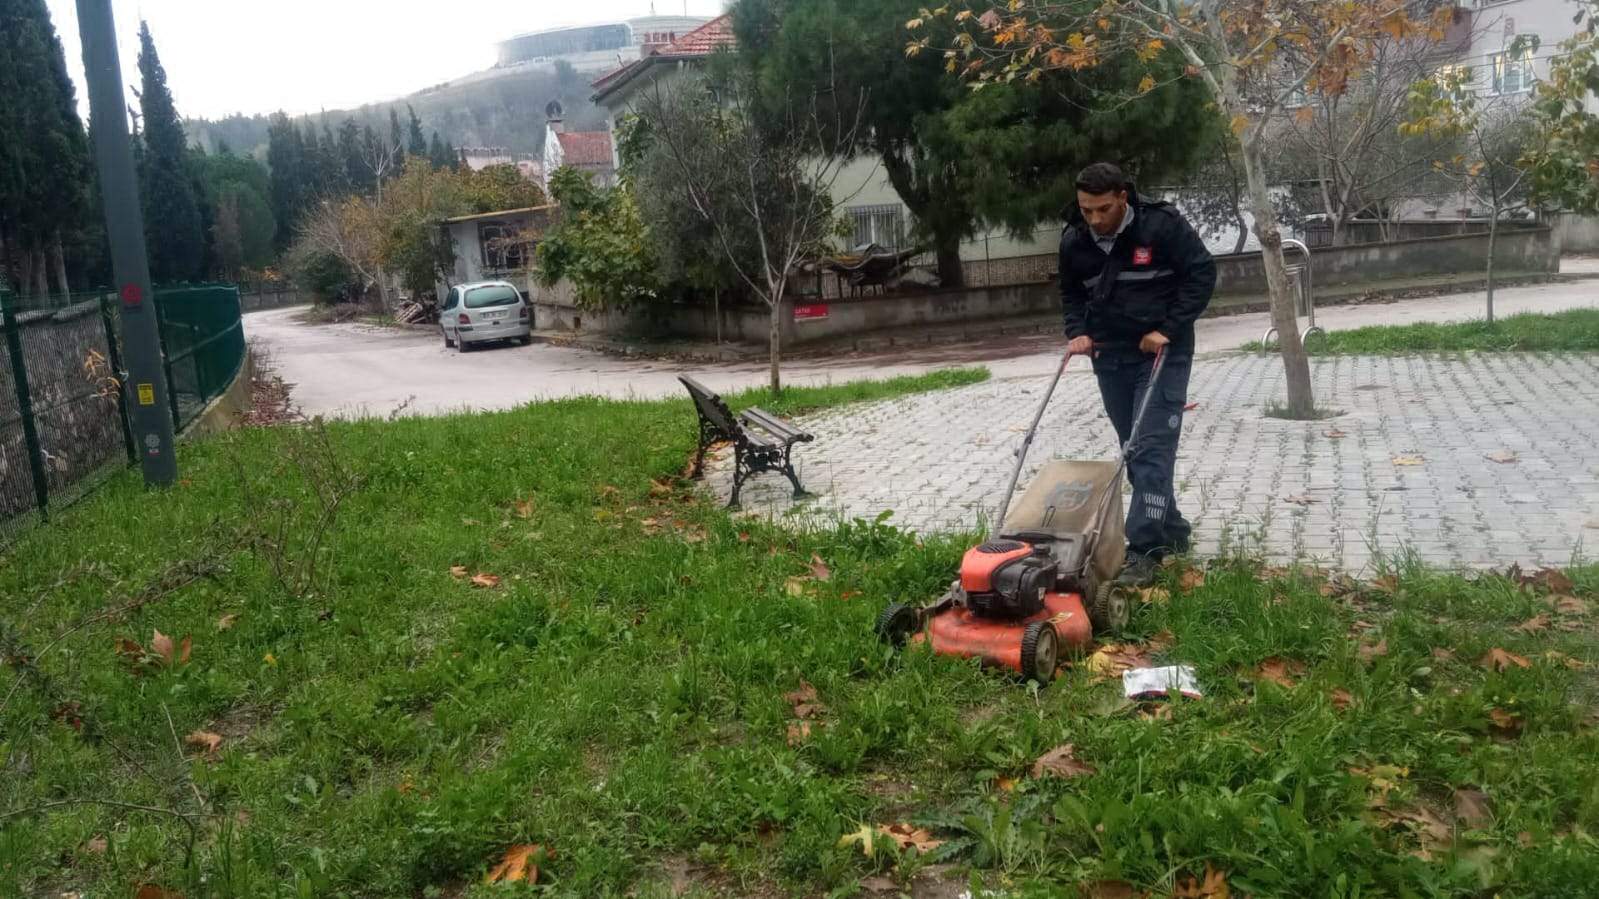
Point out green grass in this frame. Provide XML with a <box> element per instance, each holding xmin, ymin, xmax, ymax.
<box><xmin>4</xmin><ymin>364</ymin><xmax>1598</xmax><ymax>898</ymax></box>
<box><xmin>1242</xmin><ymin>308</ymin><xmax>1599</xmax><ymax>355</ymax></box>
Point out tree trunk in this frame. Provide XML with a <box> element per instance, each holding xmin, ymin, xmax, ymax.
<box><xmin>1485</xmin><ymin>212</ymin><xmax>1498</xmax><ymax>325</ymax></box>
<box><xmin>32</xmin><ymin>249</ymin><xmax>49</xmax><ymax>299</ymax></box>
<box><xmin>1232</xmin><ymin>211</ymin><xmax>1248</xmax><ymax>255</ymax></box>
<box><xmin>52</xmin><ymin>231</ymin><xmax>70</xmax><ymax>301</ymax></box>
<box><xmin>935</xmin><ymin>242</ymin><xmax>965</xmax><ymax>290</ymax></box>
<box><xmin>1241</xmin><ymin>136</ymin><xmax>1316</xmax><ymax>418</ymax></box>
<box><xmin>767</xmin><ymin>298</ymin><xmax>783</xmax><ymax>395</ymax></box>
<box><xmin>17</xmin><ymin>246</ymin><xmax>34</xmax><ymax>298</ymax></box>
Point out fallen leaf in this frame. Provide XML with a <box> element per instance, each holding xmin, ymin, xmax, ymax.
<box><xmin>470</xmin><ymin>573</ymin><xmax>501</xmax><ymax>589</ymax></box>
<box><xmin>1171</xmin><ymin>862</ymin><xmax>1229</xmax><ymax>898</ymax></box>
<box><xmin>1479</xmin><ymin>648</ymin><xmax>1531</xmax><ymax>671</ymax></box>
<box><xmin>1032</xmin><ymin>743</ymin><xmax>1098</xmax><ymax>779</ymax></box>
<box><xmin>1323</xmin><ymin>428</ymin><xmax>1348</xmax><ymax>439</ymax></box>
<box><xmin>484</xmin><ymin>843</ymin><xmax>542</xmax><ymax>884</ymax></box>
<box><xmin>1553</xmin><ymin>595</ymin><xmax>1589</xmax><ymax>617</ymax></box>
<box><xmin>263</xmin><ymin>653</ymin><xmax>277</xmax><ymax>667</ymax></box>
<box><xmin>839</xmin><ymin>590</ymin><xmax>862</xmax><ymax>600</ymax></box>
<box><xmin>784</xmin><ymin>576</ymin><xmax>811</xmax><ymax>598</ymax></box>
<box><xmin>512</xmin><ymin>499</ymin><xmax>535</xmax><ymax>519</ymax></box>
<box><xmin>449</xmin><ymin>565</ymin><xmax>468</xmax><ymax>579</ymax></box>
<box><xmin>1137</xmin><ymin>586</ymin><xmax>1169</xmax><ymax>605</ymax></box>
<box><xmin>1453</xmin><ymin>788</ymin><xmax>1492</xmax><ymax>828</ymax></box>
<box><xmin>1284</xmin><ymin>493</ymin><xmax>1319</xmax><ymax>506</ymax></box>
<box><xmin>680</xmin><ymin>528</ymin><xmax>707</xmax><ymax>544</ymax></box>
<box><xmin>838</xmin><ymin>823</ymin><xmax>879</xmax><ymax>858</ymax></box>
<box><xmin>1517</xmin><ymin>831</ymin><xmax>1534</xmax><ymax>848</ymax></box>
<box><xmin>1383</xmin><ymin>805</ymin><xmax>1453</xmax><ymax>856</ymax></box>
<box><xmin>877</xmin><ymin>822</ymin><xmax>943</xmax><ymax>853</ymax></box>
<box><xmin>1431</xmin><ymin>647</ymin><xmax>1456</xmax><ymax>662</ymax></box>
<box><xmin>785</xmin><ymin>681</ymin><xmax>827</xmax><ymax>720</ymax></box>
<box><xmin>1392</xmin><ymin>455</ymin><xmax>1424</xmax><ymax>466</ymax></box>
<box><xmin>1254</xmin><ymin>657</ymin><xmax>1306</xmax><ymax>688</ymax></box>
<box><xmin>995</xmin><ymin>775</ymin><xmax>1018</xmax><ymax>793</ymax></box>
<box><xmin>1083</xmin><ymin>643</ymin><xmax>1150</xmax><ymax>678</ymax></box>
<box><xmin>133</xmin><ymin>887</ymin><xmax>184</xmax><ymax>899</ymax></box>
<box><xmin>1147</xmin><ymin>630</ymin><xmax>1175</xmax><ymax>653</ymax></box>
<box><xmin>649</xmin><ymin>477</ymin><xmax>674</xmax><ymax>497</ymax></box>
<box><xmin>151</xmin><ymin>629</ymin><xmax>175</xmax><ymax>664</ymax></box>
<box><xmin>1488</xmin><ymin>707</ymin><xmax>1524</xmax><ymax>735</ymax></box>
<box><xmin>1178</xmin><ymin>567</ymin><xmax>1205</xmax><ymax>590</ymax></box>
<box><xmin>114</xmin><ymin>636</ymin><xmax>144</xmax><ymax>660</ymax></box>
<box><xmin>1514</xmin><ymin>614</ymin><xmax>1551</xmax><ymax>634</ymax></box>
<box><xmin>1138</xmin><ymin>702</ymin><xmax>1175</xmax><ymax>721</ymax></box>
<box><xmin>1371</xmin><ymin>574</ymin><xmax>1401</xmax><ymax>593</ymax></box>
<box><xmin>215</xmin><ymin>613</ymin><xmax>239</xmax><ymax>631</ymax></box>
<box><xmin>1523</xmin><ymin>568</ymin><xmax>1575</xmax><ymax>594</ymax></box>
<box><xmin>1330</xmin><ymin>688</ymin><xmax>1355</xmax><ymax>711</ymax></box>
<box><xmin>1358</xmin><ymin>639</ymin><xmax>1389</xmax><ymax>664</ymax></box>
<box><xmin>786</xmin><ymin>721</ymin><xmax>812</xmax><ymax>746</ymax></box>
<box><xmin>184</xmin><ymin>730</ymin><xmax>223</xmax><ymax>755</ymax></box>
<box><xmin>1545</xmin><ymin>650</ymin><xmax>1586</xmax><ymax>671</ymax></box>
<box><xmin>1485</xmin><ymin>450</ymin><xmax>1519</xmax><ymax>464</ymax></box>
<box><xmin>809</xmin><ymin>554</ymin><xmax>832</xmax><ymax>581</ymax></box>
<box><xmin>83</xmin><ymin>836</ymin><xmax>107</xmax><ymax>855</ymax></box>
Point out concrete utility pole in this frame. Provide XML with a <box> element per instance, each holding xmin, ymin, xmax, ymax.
<box><xmin>76</xmin><ymin>0</ymin><xmax>177</xmax><ymax>486</ymax></box>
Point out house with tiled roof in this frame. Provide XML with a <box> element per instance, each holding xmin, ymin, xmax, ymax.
<box><xmin>542</xmin><ymin>109</ymin><xmax>617</xmax><ymax>193</ymax></box>
<box><xmin>588</xmin><ymin>14</ymin><xmax>1059</xmax><ymax>290</ymax></box>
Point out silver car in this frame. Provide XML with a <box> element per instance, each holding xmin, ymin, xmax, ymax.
<box><xmin>440</xmin><ymin>281</ymin><xmax>533</xmax><ymax>352</ymax></box>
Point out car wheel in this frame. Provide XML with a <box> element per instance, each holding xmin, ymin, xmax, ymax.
<box><xmin>520</xmin><ymin>335</ymin><xmax>534</xmax><ymax>346</ymax></box>
<box><xmin>442</xmin><ymin>328</ymin><xmax>454</xmax><ymax>348</ymax></box>
<box><xmin>457</xmin><ymin>335</ymin><xmax>470</xmax><ymax>353</ymax></box>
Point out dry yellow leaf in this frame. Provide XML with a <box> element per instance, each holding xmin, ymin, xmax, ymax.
<box><xmin>484</xmin><ymin>843</ymin><xmax>542</xmax><ymax>884</ymax></box>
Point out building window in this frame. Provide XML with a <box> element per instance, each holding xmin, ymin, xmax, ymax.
<box><xmin>847</xmin><ymin>204</ymin><xmax>907</xmax><ymax>252</ymax></box>
<box><xmin>1489</xmin><ymin>42</ymin><xmax>1536</xmax><ymax>95</ymax></box>
<box><xmin>479</xmin><ymin>223</ymin><xmax>535</xmax><ymax>272</ymax></box>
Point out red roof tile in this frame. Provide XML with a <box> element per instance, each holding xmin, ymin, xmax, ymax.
<box><xmin>556</xmin><ymin>131</ymin><xmax>614</xmax><ymax>168</ymax></box>
<box><xmin>591</xmin><ymin>15</ymin><xmax>737</xmax><ymax>99</ymax></box>
<box><xmin>656</xmin><ymin>14</ymin><xmax>735</xmax><ymax>58</ymax></box>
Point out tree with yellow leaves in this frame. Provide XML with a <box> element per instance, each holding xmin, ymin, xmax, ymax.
<box><xmin>913</xmin><ymin>0</ymin><xmax>1460</xmax><ymax>418</ymax></box>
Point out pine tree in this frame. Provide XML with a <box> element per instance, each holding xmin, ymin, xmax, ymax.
<box><xmin>388</xmin><ymin>108</ymin><xmax>404</xmax><ymax>177</ymax></box>
<box><xmin>428</xmin><ymin>131</ymin><xmax>451</xmax><ymax>171</ymax></box>
<box><xmin>0</xmin><ymin>0</ymin><xmax>95</xmax><ymax>295</ymax></box>
<box><xmin>137</xmin><ymin>21</ymin><xmax>206</xmax><ymax>283</ymax></box>
<box><xmin>266</xmin><ymin>112</ymin><xmax>308</xmax><ymax>251</ymax></box>
<box><xmin>337</xmin><ymin>118</ymin><xmax>367</xmax><ymax>193</ymax></box>
<box><xmin>320</xmin><ymin>122</ymin><xmax>348</xmax><ymax>196</ymax></box>
<box><xmin>407</xmin><ymin>105</ymin><xmax>427</xmax><ymax>159</ymax></box>
<box><xmin>445</xmin><ymin>141</ymin><xmax>461</xmax><ymax>173</ymax></box>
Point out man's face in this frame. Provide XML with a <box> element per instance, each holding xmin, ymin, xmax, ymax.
<box><xmin>1078</xmin><ymin>190</ymin><xmax>1129</xmax><ymax>238</ymax></box>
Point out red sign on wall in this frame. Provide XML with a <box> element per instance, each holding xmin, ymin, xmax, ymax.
<box><xmin>119</xmin><ymin>283</ymin><xmax>143</xmax><ymax>309</ymax></box>
<box><xmin>793</xmin><ymin>303</ymin><xmax>830</xmax><ymax>322</ymax></box>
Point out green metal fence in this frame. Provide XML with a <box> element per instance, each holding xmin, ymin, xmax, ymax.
<box><xmin>0</xmin><ymin>283</ymin><xmax>245</xmax><ymax>531</ymax></box>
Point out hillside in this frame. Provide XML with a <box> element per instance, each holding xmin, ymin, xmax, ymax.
<box><xmin>185</xmin><ymin>60</ymin><xmax>610</xmax><ymax>160</ymax></box>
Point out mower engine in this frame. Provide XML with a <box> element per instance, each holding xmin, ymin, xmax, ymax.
<box><xmin>958</xmin><ymin>540</ymin><xmax>1053</xmax><ymax>619</ymax></box>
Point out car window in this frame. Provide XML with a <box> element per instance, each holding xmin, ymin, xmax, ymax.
<box><xmin>464</xmin><ymin>285</ymin><xmax>520</xmax><ymax>309</ymax></box>
<box><xmin>442</xmin><ymin>289</ymin><xmax>458</xmax><ymax>310</ymax></box>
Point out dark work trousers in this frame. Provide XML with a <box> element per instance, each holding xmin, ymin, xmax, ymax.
<box><xmin>1092</xmin><ymin>350</ymin><xmax>1193</xmax><ymax>558</ymax></box>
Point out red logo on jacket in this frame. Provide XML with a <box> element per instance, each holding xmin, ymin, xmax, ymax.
<box><xmin>1132</xmin><ymin>247</ymin><xmax>1153</xmax><ymax>266</ymax></box>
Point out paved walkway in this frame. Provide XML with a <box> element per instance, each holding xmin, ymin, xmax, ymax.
<box><xmin>247</xmin><ymin>273</ymin><xmax>1599</xmax><ymax>418</ymax></box>
<box><xmin>707</xmin><ymin>354</ymin><xmax>1599</xmax><ymax>573</ymax></box>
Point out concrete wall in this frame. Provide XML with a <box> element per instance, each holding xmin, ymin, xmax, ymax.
<box><xmin>1213</xmin><ymin>226</ymin><xmax>1558</xmax><ymax>294</ymax></box>
<box><xmin>1553</xmin><ymin>213</ymin><xmax>1599</xmax><ymax>253</ymax></box>
<box><xmin>181</xmin><ymin>349</ymin><xmax>253</xmax><ymax>440</ymax></box>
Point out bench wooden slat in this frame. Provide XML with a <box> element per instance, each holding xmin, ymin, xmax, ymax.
<box><xmin>741</xmin><ymin>407</ymin><xmax>814</xmax><ymax>443</ymax></box>
<box><xmin>680</xmin><ymin>374</ymin><xmax>814</xmax><ymax>508</ymax></box>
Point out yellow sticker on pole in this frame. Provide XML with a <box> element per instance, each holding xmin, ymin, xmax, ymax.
<box><xmin>137</xmin><ymin>383</ymin><xmax>155</xmax><ymax>406</ymax></box>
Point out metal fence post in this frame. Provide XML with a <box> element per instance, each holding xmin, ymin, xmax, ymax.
<box><xmin>99</xmin><ymin>294</ymin><xmax>137</xmax><ymax>464</ymax></box>
<box><xmin>153</xmin><ymin>293</ymin><xmax>181</xmax><ymax>431</ymax></box>
<box><xmin>1</xmin><ymin>293</ymin><xmax>52</xmax><ymax>516</ymax></box>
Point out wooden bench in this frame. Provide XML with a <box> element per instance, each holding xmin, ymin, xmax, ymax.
<box><xmin>679</xmin><ymin>375</ymin><xmax>814</xmax><ymax>509</ymax></box>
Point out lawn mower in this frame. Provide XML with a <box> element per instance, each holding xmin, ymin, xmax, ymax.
<box><xmin>874</xmin><ymin>347</ymin><xmax>1170</xmax><ymax>683</ymax></box>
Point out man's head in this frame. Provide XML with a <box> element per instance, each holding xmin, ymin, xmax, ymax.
<box><xmin>1076</xmin><ymin>162</ymin><xmax>1130</xmax><ymax>238</ymax></box>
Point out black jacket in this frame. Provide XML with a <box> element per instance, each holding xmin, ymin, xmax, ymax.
<box><xmin>1059</xmin><ymin>185</ymin><xmax>1217</xmax><ymax>357</ymax></box>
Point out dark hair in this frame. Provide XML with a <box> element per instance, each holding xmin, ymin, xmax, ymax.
<box><xmin>1075</xmin><ymin>162</ymin><xmax>1127</xmax><ymax>196</ymax></box>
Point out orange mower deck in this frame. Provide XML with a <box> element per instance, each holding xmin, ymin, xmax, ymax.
<box><xmin>918</xmin><ymin>591</ymin><xmax>1093</xmax><ymax>672</ymax></box>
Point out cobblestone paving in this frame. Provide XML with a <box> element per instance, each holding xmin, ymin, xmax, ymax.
<box><xmin>706</xmin><ymin>354</ymin><xmax>1599</xmax><ymax>573</ymax></box>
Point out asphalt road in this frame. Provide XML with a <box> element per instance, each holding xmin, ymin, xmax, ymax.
<box><xmin>247</xmin><ymin>273</ymin><xmax>1599</xmax><ymax>419</ymax></box>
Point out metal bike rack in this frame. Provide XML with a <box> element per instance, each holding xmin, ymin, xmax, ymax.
<box><xmin>1260</xmin><ymin>238</ymin><xmax>1325</xmax><ymax>354</ymax></box>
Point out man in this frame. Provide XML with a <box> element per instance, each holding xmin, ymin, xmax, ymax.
<box><xmin>1060</xmin><ymin>162</ymin><xmax>1216</xmax><ymax>586</ymax></box>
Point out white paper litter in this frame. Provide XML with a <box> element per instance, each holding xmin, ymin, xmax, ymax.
<box><xmin>1122</xmin><ymin>665</ymin><xmax>1202</xmax><ymax>700</ymax></box>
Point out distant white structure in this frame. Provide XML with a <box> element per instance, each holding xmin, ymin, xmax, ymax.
<box><xmin>496</xmin><ymin>15</ymin><xmax>712</xmax><ymax>74</ymax></box>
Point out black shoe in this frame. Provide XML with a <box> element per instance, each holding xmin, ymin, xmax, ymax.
<box><xmin>1115</xmin><ymin>552</ymin><xmax>1160</xmax><ymax>588</ymax></box>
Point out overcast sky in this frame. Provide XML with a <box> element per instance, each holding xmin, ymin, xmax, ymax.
<box><xmin>44</xmin><ymin>0</ymin><xmax>728</xmax><ymax>121</ymax></box>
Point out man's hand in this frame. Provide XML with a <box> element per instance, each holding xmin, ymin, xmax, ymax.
<box><xmin>1139</xmin><ymin>331</ymin><xmax>1170</xmax><ymax>355</ymax></box>
<box><xmin>1067</xmin><ymin>335</ymin><xmax>1094</xmax><ymax>356</ymax></box>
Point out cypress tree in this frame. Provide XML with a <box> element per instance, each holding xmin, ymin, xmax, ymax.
<box><xmin>428</xmin><ymin>131</ymin><xmax>450</xmax><ymax>171</ymax></box>
<box><xmin>388</xmin><ymin>108</ymin><xmax>403</xmax><ymax>176</ymax></box>
<box><xmin>320</xmin><ymin>122</ymin><xmax>348</xmax><ymax>196</ymax></box>
<box><xmin>406</xmin><ymin>105</ymin><xmax>427</xmax><ymax>159</ymax></box>
<box><xmin>338</xmin><ymin>118</ymin><xmax>366</xmax><ymax>192</ymax></box>
<box><xmin>137</xmin><ymin>21</ymin><xmax>205</xmax><ymax>282</ymax></box>
<box><xmin>266</xmin><ymin>112</ymin><xmax>307</xmax><ymax>251</ymax></box>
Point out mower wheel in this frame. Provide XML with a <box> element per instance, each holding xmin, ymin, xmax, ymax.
<box><xmin>875</xmin><ymin>603</ymin><xmax>919</xmax><ymax>647</ymax></box>
<box><xmin>1020</xmin><ymin>621</ymin><xmax>1059</xmax><ymax>684</ymax></box>
<box><xmin>1090</xmin><ymin>583</ymin><xmax>1131</xmax><ymax>634</ymax></box>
